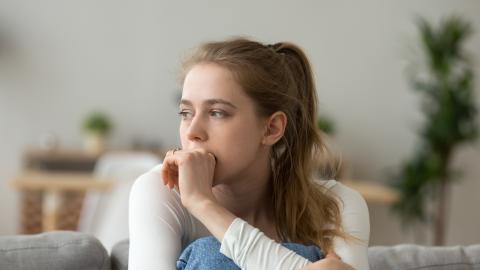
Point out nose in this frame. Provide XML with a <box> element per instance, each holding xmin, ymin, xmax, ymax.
<box><xmin>186</xmin><ymin>115</ymin><xmax>208</xmax><ymax>142</ymax></box>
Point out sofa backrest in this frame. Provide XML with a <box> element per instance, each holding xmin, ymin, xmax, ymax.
<box><xmin>2</xmin><ymin>231</ymin><xmax>479</xmax><ymax>270</ymax></box>
<box><xmin>111</xmin><ymin>240</ymin><xmax>480</xmax><ymax>270</ymax></box>
<box><xmin>368</xmin><ymin>244</ymin><xmax>480</xmax><ymax>270</ymax></box>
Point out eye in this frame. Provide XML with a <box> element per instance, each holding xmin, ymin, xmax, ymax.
<box><xmin>178</xmin><ymin>110</ymin><xmax>193</xmax><ymax>120</ymax></box>
<box><xmin>210</xmin><ymin>110</ymin><xmax>227</xmax><ymax>118</ymax></box>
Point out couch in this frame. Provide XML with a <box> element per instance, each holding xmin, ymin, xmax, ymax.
<box><xmin>1</xmin><ymin>231</ymin><xmax>479</xmax><ymax>270</ymax></box>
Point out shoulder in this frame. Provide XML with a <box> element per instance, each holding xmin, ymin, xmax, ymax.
<box><xmin>315</xmin><ymin>179</ymin><xmax>368</xmax><ymax>211</ymax></box>
<box><xmin>315</xmin><ymin>179</ymin><xmax>370</xmax><ymax>236</ymax></box>
<box><xmin>130</xmin><ymin>164</ymin><xmax>180</xmax><ymax>200</ymax></box>
<box><xmin>317</xmin><ymin>179</ymin><xmax>370</xmax><ymax>243</ymax></box>
<box><xmin>129</xmin><ymin>164</ymin><xmax>186</xmax><ymax>236</ymax></box>
<box><xmin>129</xmin><ymin>164</ymin><xmax>210</xmax><ymax>246</ymax></box>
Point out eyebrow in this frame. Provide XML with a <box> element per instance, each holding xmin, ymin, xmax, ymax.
<box><xmin>179</xmin><ymin>99</ymin><xmax>238</xmax><ymax>109</ymax></box>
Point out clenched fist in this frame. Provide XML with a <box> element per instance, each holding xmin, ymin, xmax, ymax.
<box><xmin>161</xmin><ymin>148</ymin><xmax>217</xmax><ymax>210</ymax></box>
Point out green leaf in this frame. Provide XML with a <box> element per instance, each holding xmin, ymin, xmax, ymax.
<box><xmin>390</xmin><ymin>15</ymin><xmax>478</xmax><ymax>227</ymax></box>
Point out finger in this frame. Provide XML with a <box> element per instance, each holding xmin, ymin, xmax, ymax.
<box><xmin>160</xmin><ymin>160</ymin><xmax>171</xmax><ymax>186</ymax></box>
<box><xmin>193</xmin><ymin>148</ymin><xmax>206</xmax><ymax>154</ymax></box>
<box><xmin>208</xmin><ymin>152</ymin><xmax>217</xmax><ymax>164</ymax></box>
<box><xmin>165</xmin><ymin>150</ymin><xmax>173</xmax><ymax>158</ymax></box>
<box><xmin>173</xmin><ymin>177</ymin><xmax>179</xmax><ymax>190</ymax></box>
<box><xmin>192</xmin><ymin>148</ymin><xmax>213</xmax><ymax>160</ymax></box>
<box><xmin>161</xmin><ymin>156</ymin><xmax>178</xmax><ymax>188</ymax></box>
<box><xmin>162</xmin><ymin>150</ymin><xmax>174</xmax><ymax>185</ymax></box>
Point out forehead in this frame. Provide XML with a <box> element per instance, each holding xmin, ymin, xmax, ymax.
<box><xmin>182</xmin><ymin>63</ymin><xmax>246</xmax><ymax>102</ymax></box>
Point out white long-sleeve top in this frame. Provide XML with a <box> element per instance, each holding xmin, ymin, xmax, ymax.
<box><xmin>128</xmin><ymin>164</ymin><xmax>370</xmax><ymax>270</ymax></box>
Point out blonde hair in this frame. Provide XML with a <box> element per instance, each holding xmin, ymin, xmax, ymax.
<box><xmin>180</xmin><ymin>37</ymin><xmax>355</xmax><ymax>253</ymax></box>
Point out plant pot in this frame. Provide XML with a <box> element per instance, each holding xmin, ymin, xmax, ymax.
<box><xmin>83</xmin><ymin>133</ymin><xmax>107</xmax><ymax>155</ymax></box>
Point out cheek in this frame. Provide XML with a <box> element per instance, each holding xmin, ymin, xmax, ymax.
<box><xmin>179</xmin><ymin>124</ymin><xmax>187</xmax><ymax>147</ymax></box>
<box><xmin>179</xmin><ymin>122</ymin><xmax>192</xmax><ymax>149</ymax></box>
<box><xmin>213</xmin><ymin>125</ymin><xmax>263</xmax><ymax>181</ymax></box>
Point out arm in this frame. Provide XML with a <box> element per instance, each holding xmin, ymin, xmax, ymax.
<box><xmin>220</xmin><ymin>217</ymin><xmax>313</xmax><ymax>269</ymax></box>
<box><xmin>128</xmin><ymin>161</ymin><xmax>311</xmax><ymax>270</ymax></box>
<box><xmin>185</xmin><ymin>203</ymin><xmax>353</xmax><ymax>270</ymax></box>
<box><xmin>194</xmin><ymin>182</ymin><xmax>370</xmax><ymax>270</ymax></box>
<box><xmin>162</xmin><ymin>150</ymin><xmax>367</xmax><ymax>269</ymax></box>
<box><xmin>329</xmin><ymin>182</ymin><xmax>371</xmax><ymax>270</ymax></box>
<box><xmin>162</xmin><ymin>149</ymin><xmax>316</xmax><ymax>269</ymax></box>
<box><xmin>128</xmin><ymin>169</ymin><xmax>189</xmax><ymax>270</ymax></box>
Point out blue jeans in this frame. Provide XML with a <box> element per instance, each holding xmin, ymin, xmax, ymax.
<box><xmin>176</xmin><ymin>236</ymin><xmax>324</xmax><ymax>270</ymax></box>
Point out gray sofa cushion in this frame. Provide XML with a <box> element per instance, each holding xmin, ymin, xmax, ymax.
<box><xmin>112</xmin><ymin>240</ymin><xmax>480</xmax><ymax>270</ymax></box>
<box><xmin>0</xmin><ymin>231</ymin><xmax>110</xmax><ymax>270</ymax></box>
<box><xmin>111</xmin><ymin>239</ymin><xmax>129</xmax><ymax>270</ymax></box>
<box><xmin>368</xmin><ymin>244</ymin><xmax>480</xmax><ymax>270</ymax></box>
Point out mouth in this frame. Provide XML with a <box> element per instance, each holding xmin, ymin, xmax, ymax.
<box><xmin>183</xmin><ymin>147</ymin><xmax>217</xmax><ymax>162</ymax></box>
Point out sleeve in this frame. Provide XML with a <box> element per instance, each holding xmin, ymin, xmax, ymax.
<box><xmin>330</xmin><ymin>182</ymin><xmax>371</xmax><ymax>270</ymax></box>
<box><xmin>219</xmin><ymin>182</ymin><xmax>371</xmax><ymax>270</ymax></box>
<box><xmin>220</xmin><ymin>218</ymin><xmax>311</xmax><ymax>270</ymax></box>
<box><xmin>128</xmin><ymin>169</ymin><xmax>191</xmax><ymax>270</ymax></box>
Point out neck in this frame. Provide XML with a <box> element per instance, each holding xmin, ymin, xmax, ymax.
<box><xmin>212</xmin><ymin>156</ymin><xmax>274</xmax><ymax>227</ymax></box>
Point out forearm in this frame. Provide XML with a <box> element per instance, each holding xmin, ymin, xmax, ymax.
<box><xmin>187</xmin><ymin>199</ymin><xmax>236</xmax><ymax>241</ymax></box>
<box><xmin>221</xmin><ymin>217</ymin><xmax>313</xmax><ymax>269</ymax></box>
<box><xmin>187</xmin><ymin>199</ymin><xmax>313</xmax><ymax>269</ymax></box>
<box><xmin>185</xmin><ymin>198</ymin><xmax>356</xmax><ymax>270</ymax></box>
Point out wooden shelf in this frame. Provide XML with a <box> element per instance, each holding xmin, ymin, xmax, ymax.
<box><xmin>10</xmin><ymin>170</ymin><xmax>114</xmax><ymax>232</ymax></box>
<box><xmin>11</xmin><ymin>170</ymin><xmax>113</xmax><ymax>192</ymax></box>
<box><xmin>341</xmin><ymin>179</ymin><xmax>400</xmax><ymax>204</ymax></box>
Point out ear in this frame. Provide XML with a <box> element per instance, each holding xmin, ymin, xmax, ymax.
<box><xmin>262</xmin><ymin>111</ymin><xmax>287</xmax><ymax>146</ymax></box>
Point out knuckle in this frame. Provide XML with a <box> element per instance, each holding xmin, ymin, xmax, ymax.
<box><xmin>193</xmin><ymin>148</ymin><xmax>207</xmax><ymax>156</ymax></box>
<box><xmin>182</xmin><ymin>153</ymin><xmax>194</xmax><ymax>163</ymax></box>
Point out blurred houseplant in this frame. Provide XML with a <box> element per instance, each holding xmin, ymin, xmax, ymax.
<box><xmin>318</xmin><ymin>115</ymin><xmax>335</xmax><ymax>135</ymax></box>
<box><xmin>391</xmin><ymin>15</ymin><xmax>478</xmax><ymax>245</ymax></box>
<box><xmin>316</xmin><ymin>114</ymin><xmax>345</xmax><ymax>179</ymax></box>
<box><xmin>82</xmin><ymin>111</ymin><xmax>113</xmax><ymax>154</ymax></box>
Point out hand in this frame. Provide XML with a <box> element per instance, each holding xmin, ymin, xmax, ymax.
<box><xmin>300</xmin><ymin>252</ymin><xmax>355</xmax><ymax>270</ymax></box>
<box><xmin>161</xmin><ymin>148</ymin><xmax>217</xmax><ymax>210</ymax></box>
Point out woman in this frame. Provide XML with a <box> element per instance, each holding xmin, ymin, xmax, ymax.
<box><xmin>129</xmin><ymin>38</ymin><xmax>370</xmax><ymax>269</ymax></box>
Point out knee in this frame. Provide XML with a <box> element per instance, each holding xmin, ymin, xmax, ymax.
<box><xmin>176</xmin><ymin>236</ymin><xmax>223</xmax><ymax>269</ymax></box>
<box><xmin>191</xmin><ymin>236</ymin><xmax>220</xmax><ymax>247</ymax></box>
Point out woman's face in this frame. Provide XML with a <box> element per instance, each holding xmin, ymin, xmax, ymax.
<box><xmin>179</xmin><ymin>63</ymin><xmax>267</xmax><ymax>185</ymax></box>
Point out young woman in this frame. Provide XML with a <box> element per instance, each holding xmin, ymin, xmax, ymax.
<box><xmin>128</xmin><ymin>38</ymin><xmax>370</xmax><ymax>270</ymax></box>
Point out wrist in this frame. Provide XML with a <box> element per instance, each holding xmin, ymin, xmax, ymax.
<box><xmin>184</xmin><ymin>196</ymin><xmax>217</xmax><ymax>216</ymax></box>
<box><xmin>186</xmin><ymin>198</ymin><xmax>236</xmax><ymax>241</ymax></box>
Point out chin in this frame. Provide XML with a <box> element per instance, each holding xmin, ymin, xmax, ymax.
<box><xmin>211</xmin><ymin>172</ymin><xmax>225</xmax><ymax>186</ymax></box>
<box><xmin>211</xmin><ymin>166</ymin><xmax>232</xmax><ymax>187</ymax></box>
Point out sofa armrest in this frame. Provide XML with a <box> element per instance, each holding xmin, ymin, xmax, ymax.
<box><xmin>111</xmin><ymin>239</ymin><xmax>129</xmax><ymax>270</ymax></box>
<box><xmin>0</xmin><ymin>231</ymin><xmax>110</xmax><ymax>270</ymax></box>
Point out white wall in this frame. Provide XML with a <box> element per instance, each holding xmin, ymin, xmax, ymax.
<box><xmin>0</xmin><ymin>0</ymin><xmax>479</xmax><ymax>245</ymax></box>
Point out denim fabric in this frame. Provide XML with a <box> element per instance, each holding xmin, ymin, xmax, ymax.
<box><xmin>176</xmin><ymin>236</ymin><xmax>324</xmax><ymax>270</ymax></box>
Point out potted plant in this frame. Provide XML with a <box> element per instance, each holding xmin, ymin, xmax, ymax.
<box><xmin>82</xmin><ymin>111</ymin><xmax>113</xmax><ymax>154</ymax></box>
<box><xmin>391</xmin><ymin>15</ymin><xmax>478</xmax><ymax>245</ymax></box>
